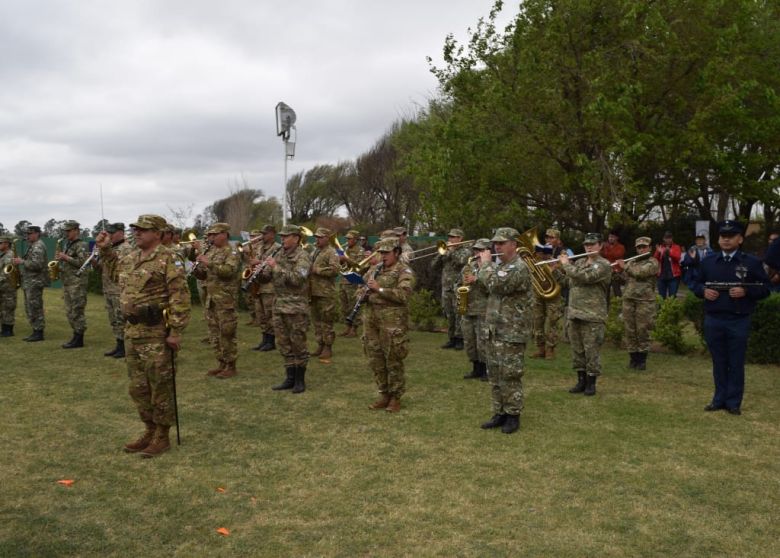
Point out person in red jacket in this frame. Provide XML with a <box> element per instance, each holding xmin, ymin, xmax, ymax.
<box><xmin>653</xmin><ymin>231</ymin><xmax>683</xmax><ymax>298</ymax></box>
<box><xmin>600</xmin><ymin>230</ymin><xmax>626</xmax><ymax>298</ymax></box>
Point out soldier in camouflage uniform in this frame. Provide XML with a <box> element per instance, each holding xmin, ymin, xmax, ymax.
<box><xmin>261</xmin><ymin>225</ymin><xmax>312</xmax><ymax>393</ymax></box>
<box><xmin>394</xmin><ymin>226</ymin><xmax>414</xmax><ymax>266</ymax></box>
<box><xmin>57</xmin><ymin>221</ymin><xmax>89</xmax><ymax>349</ymax></box>
<box><xmin>460</xmin><ymin>239</ymin><xmax>491</xmax><ymax>380</ymax></box>
<box><xmin>433</xmin><ymin>228</ymin><xmax>471</xmax><ymax>350</ymax></box>
<box><xmin>559</xmin><ymin>233</ymin><xmax>612</xmax><ymax>396</ymax></box>
<box><xmin>614</xmin><ymin>237</ymin><xmax>659</xmax><ymax>370</ymax></box>
<box><xmin>97</xmin><ymin>214</ymin><xmax>191</xmax><ymax>458</ymax></box>
<box><xmin>0</xmin><ymin>236</ymin><xmax>19</xmax><ymax>337</ymax></box>
<box><xmin>531</xmin><ymin>228</ymin><xmax>567</xmax><ymax>360</ymax></box>
<box><xmin>248</xmin><ymin>225</ymin><xmax>281</xmax><ymax>351</ymax></box>
<box><xmin>194</xmin><ymin>223</ymin><xmax>240</xmax><ymax>379</ymax></box>
<box><xmin>477</xmin><ymin>228</ymin><xmax>533</xmax><ymax>434</ymax></box>
<box><xmin>364</xmin><ymin>238</ymin><xmax>415</xmax><ymax>413</ymax></box>
<box><xmin>338</xmin><ymin>230</ymin><xmax>363</xmax><ymax>337</ymax></box>
<box><xmin>95</xmin><ymin>223</ymin><xmax>133</xmax><ymax>358</ymax></box>
<box><xmin>309</xmin><ymin>227</ymin><xmax>340</xmax><ymax>362</ymax></box>
<box><xmin>241</xmin><ymin>229</ymin><xmax>262</xmax><ymax>326</ymax></box>
<box><xmin>14</xmin><ymin>225</ymin><xmax>49</xmax><ymax>341</ymax></box>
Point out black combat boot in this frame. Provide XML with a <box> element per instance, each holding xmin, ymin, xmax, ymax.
<box><xmin>441</xmin><ymin>338</ymin><xmax>456</xmax><ymax>349</ymax></box>
<box><xmin>63</xmin><ymin>331</ymin><xmax>84</xmax><ymax>349</ymax></box>
<box><xmin>636</xmin><ymin>352</ymin><xmax>647</xmax><ymax>371</ymax></box>
<box><xmin>481</xmin><ymin>414</ymin><xmax>507</xmax><ymax>429</ymax></box>
<box><xmin>501</xmin><ymin>414</ymin><xmax>520</xmax><ymax>434</ymax></box>
<box><xmin>113</xmin><ymin>339</ymin><xmax>125</xmax><ymax>359</ymax></box>
<box><xmin>584</xmin><ymin>374</ymin><xmax>597</xmax><ymax>396</ymax></box>
<box><xmin>479</xmin><ymin>362</ymin><xmax>488</xmax><ymax>382</ymax></box>
<box><xmin>261</xmin><ymin>334</ymin><xmax>275</xmax><ymax>351</ymax></box>
<box><xmin>272</xmin><ymin>367</ymin><xmax>295</xmax><ymax>391</ymax></box>
<box><xmin>25</xmin><ymin>329</ymin><xmax>44</xmax><ymax>342</ymax></box>
<box><xmin>463</xmin><ymin>361</ymin><xmax>480</xmax><ymax>379</ymax></box>
<box><xmin>251</xmin><ymin>333</ymin><xmax>268</xmax><ymax>351</ymax></box>
<box><xmin>628</xmin><ymin>352</ymin><xmax>638</xmax><ymax>369</ymax></box>
<box><xmin>453</xmin><ymin>337</ymin><xmax>464</xmax><ymax>350</ymax></box>
<box><xmin>104</xmin><ymin>339</ymin><xmax>121</xmax><ymax>357</ymax></box>
<box><xmin>1</xmin><ymin>324</ymin><xmax>12</xmax><ymax>337</ymax></box>
<box><xmin>292</xmin><ymin>365</ymin><xmax>307</xmax><ymax>394</ymax></box>
<box><xmin>569</xmin><ymin>371</ymin><xmax>587</xmax><ymax>393</ymax></box>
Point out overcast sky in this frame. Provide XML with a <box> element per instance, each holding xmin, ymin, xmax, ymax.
<box><xmin>1</xmin><ymin>0</ymin><xmax>513</xmax><ymax>232</ymax></box>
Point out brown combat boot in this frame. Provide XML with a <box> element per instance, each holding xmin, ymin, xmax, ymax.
<box><xmin>545</xmin><ymin>346</ymin><xmax>555</xmax><ymax>360</ymax></box>
<box><xmin>531</xmin><ymin>344</ymin><xmax>546</xmax><ymax>358</ymax></box>
<box><xmin>140</xmin><ymin>425</ymin><xmax>171</xmax><ymax>458</ymax></box>
<box><xmin>311</xmin><ymin>343</ymin><xmax>324</xmax><ymax>357</ymax></box>
<box><xmin>338</xmin><ymin>326</ymin><xmax>351</xmax><ymax>337</ymax></box>
<box><xmin>216</xmin><ymin>362</ymin><xmax>237</xmax><ymax>379</ymax></box>
<box><xmin>386</xmin><ymin>396</ymin><xmax>401</xmax><ymax>413</ymax></box>
<box><xmin>318</xmin><ymin>345</ymin><xmax>333</xmax><ymax>363</ymax></box>
<box><xmin>368</xmin><ymin>393</ymin><xmax>391</xmax><ymax>410</ymax></box>
<box><xmin>123</xmin><ymin>421</ymin><xmax>156</xmax><ymax>453</ymax></box>
<box><xmin>344</xmin><ymin>326</ymin><xmax>357</xmax><ymax>338</ymax></box>
<box><xmin>207</xmin><ymin>361</ymin><xmax>225</xmax><ymax>376</ymax></box>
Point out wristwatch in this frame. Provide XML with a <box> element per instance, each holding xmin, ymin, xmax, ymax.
<box><xmin>379</xmin><ymin>287</ymin><xmax>384</xmax><ymax>294</ymax></box>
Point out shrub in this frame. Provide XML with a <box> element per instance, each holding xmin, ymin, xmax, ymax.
<box><xmin>409</xmin><ymin>288</ymin><xmax>442</xmax><ymax>331</ymax></box>
<box><xmin>605</xmin><ymin>297</ymin><xmax>624</xmax><ymax>346</ymax></box>
<box><xmin>652</xmin><ymin>296</ymin><xmax>694</xmax><ymax>354</ymax></box>
<box><xmin>746</xmin><ymin>293</ymin><xmax>780</xmax><ymax>364</ymax></box>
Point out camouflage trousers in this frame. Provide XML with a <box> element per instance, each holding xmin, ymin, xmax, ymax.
<box><xmin>339</xmin><ymin>284</ymin><xmax>361</xmax><ymax>329</ymax></box>
<box><xmin>311</xmin><ymin>295</ymin><xmax>337</xmax><ymax>347</ymax></box>
<box><xmin>533</xmin><ymin>295</ymin><xmax>563</xmax><ymax>349</ymax></box>
<box><xmin>63</xmin><ymin>282</ymin><xmax>87</xmax><ymax>333</ymax></box>
<box><xmin>441</xmin><ymin>289</ymin><xmax>462</xmax><ymax>339</ymax></box>
<box><xmin>126</xmin><ymin>338</ymin><xmax>176</xmax><ymax>426</ymax></box>
<box><xmin>255</xmin><ymin>292</ymin><xmax>275</xmax><ymax>335</ymax></box>
<box><xmin>622</xmin><ymin>298</ymin><xmax>656</xmax><ymax>352</ymax></box>
<box><xmin>23</xmin><ymin>284</ymin><xmax>45</xmax><ymax>330</ymax></box>
<box><xmin>104</xmin><ymin>291</ymin><xmax>124</xmax><ymax>339</ymax></box>
<box><xmin>568</xmin><ymin>318</ymin><xmax>605</xmax><ymax>377</ymax></box>
<box><xmin>273</xmin><ymin>311</ymin><xmax>310</xmax><ymax>366</ymax></box>
<box><xmin>364</xmin><ymin>305</ymin><xmax>409</xmax><ymax>397</ymax></box>
<box><xmin>0</xmin><ymin>287</ymin><xmax>17</xmax><ymax>325</ymax></box>
<box><xmin>485</xmin><ymin>335</ymin><xmax>525</xmax><ymax>415</ymax></box>
<box><xmin>461</xmin><ymin>314</ymin><xmax>486</xmax><ymax>362</ymax></box>
<box><xmin>207</xmin><ymin>301</ymin><xmax>238</xmax><ymax>365</ymax></box>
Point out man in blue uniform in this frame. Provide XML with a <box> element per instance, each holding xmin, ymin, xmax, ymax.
<box><xmin>689</xmin><ymin>220</ymin><xmax>769</xmax><ymax>415</ymax></box>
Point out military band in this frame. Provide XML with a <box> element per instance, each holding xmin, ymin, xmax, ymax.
<box><xmin>309</xmin><ymin>227</ymin><xmax>340</xmax><ymax>363</ymax></box>
<box><xmin>433</xmin><ymin>228</ymin><xmax>471</xmax><ymax>351</ymax></box>
<box><xmin>248</xmin><ymin>225</ymin><xmax>280</xmax><ymax>351</ymax></box>
<box><xmin>338</xmin><ymin>230</ymin><xmax>363</xmax><ymax>337</ymax></box>
<box><xmin>0</xmin><ymin>235</ymin><xmax>18</xmax><ymax>337</ymax></box>
<box><xmin>96</xmin><ymin>223</ymin><xmax>133</xmax><ymax>358</ymax></box>
<box><xmin>460</xmin><ymin>238</ymin><xmax>490</xmax><ymax>380</ymax></box>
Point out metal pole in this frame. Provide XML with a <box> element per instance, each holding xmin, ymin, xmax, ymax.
<box><xmin>283</xmin><ymin>139</ymin><xmax>288</xmax><ymax>226</ymax></box>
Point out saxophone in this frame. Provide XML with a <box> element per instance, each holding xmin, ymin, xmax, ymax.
<box><xmin>456</xmin><ymin>265</ymin><xmax>474</xmax><ymax>316</ymax></box>
<box><xmin>3</xmin><ymin>239</ymin><xmax>21</xmax><ymax>289</ymax></box>
<box><xmin>48</xmin><ymin>239</ymin><xmax>62</xmax><ymax>281</ymax></box>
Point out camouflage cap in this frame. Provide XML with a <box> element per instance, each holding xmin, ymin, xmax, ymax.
<box><xmin>472</xmin><ymin>238</ymin><xmax>491</xmax><ymax>250</ymax></box>
<box><xmin>545</xmin><ymin>228</ymin><xmax>561</xmax><ymax>239</ymax></box>
<box><xmin>105</xmin><ymin>222</ymin><xmax>125</xmax><ymax>233</ymax></box>
<box><xmin>375</xmin><ymin>237</ymin><xmax>399</xmax><ymax>252</ymax></box>
<box><xmin>718</xmin><ymin>220</ymin><xmax>744</xmax><ymax>236</ymax></box>
<box><xmin>130</xmin><ymin>214</ymin><xmax>167</xmax><ymax>231</ymax></box>
<box><xmin>250</xmin><ymin>229</ymin><xmax>263</xmax><ymax>236</ymax></box>
<box><xmin>62</xmin><ymin>220</ymin><xmax>80</xmax><ymax>231</ymax></box>
<box><xmin>380</xmin><ymin>229</ymin><xmax>399</xmax><ymax>238</ymax></box>
<box><xmin>635</xmin><ymin>236</ymin><xmax>651</xmax><ymax>247</ymax></box>
<box><xmin>314</xmin><ymin>227</ymin><xmax>332</xmax><ymax>237</ymax></box>
<box><xmin>206</xmin><ymin>222</ymin><xmax>230</xmax><ymax>235</ymax></box>
<box><xmin>583</xmin><ymin>232</ymin><xmax>602</xmax><ymax>244</ymax></box>
<box><xmin>490</xmin><ymin>227</ymin><xmax>519</xmax><ymax>242</ymax></box>
<box><xmin>26</xmin><ymin>225</ymin><xmax>41</xmax><ymax>233</ymax></box>
<box><xmin>393</xmin><ymin>226</ymin><xmax>407</xmax><ymax>235</ymax></box>
<box><xmin>447</xmin><ymin>228</ymin><xmax>465</xmax><ymax>238</ymax></box>
<box><xmin>345</xmin><ymin>229</ymin><xmax>359</xmax><ymax>239</ymax></box>
<box><xmin>279</xmin><ymin>224</ymin><xmax>302</xmax><ymax>236</ymax></box>
<box><xmin>0</xmin><ymin>235</ymin><xmax>12</xmax><ymax>244</ymax></box>
<box><xmin>261</xmin><ymin>224</ymin><xmax>276</xmax><ymax>233</ymax></box>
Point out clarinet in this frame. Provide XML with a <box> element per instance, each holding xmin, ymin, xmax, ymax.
<box><xmin>345</xmin><ymin>263</ymin><xmax>383</xmax><ymax>326</ymax></box>
<box><xmin>241</xmin><ymin>246</ymin><xmax>282</xmax><ymax>292</ymax></box>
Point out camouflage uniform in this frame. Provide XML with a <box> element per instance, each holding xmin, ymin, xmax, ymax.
<box><xmin>532</xmin><ymin>258</ymin><xmax>565</xmax><ymax>355</ymax></box>
<box><xmin>433</xmin><ymin>229</ymin><xmax>471</xmax><ymax>345</ymax></box>
<box><xmin>0</xmin><ymin>240</ymin><xmax>18</xmax><ymax>330</ymax></box>
<box><xmin>622</xmin><ymin>250</ymin><xmax>659</xmax><ymax>357</ymax></box>
<box><xmin>100</xmin><ymin>215</ymin><xmax>191</xmax><ymax>430</ymax></box>
<box><xmin>253</xmin><ymin>238</ymin><xmax>281</xmax><ymax>338</ymax></box>
<box><xmin>459</xmin><ymin>249</ymin><xmax>489</xmax><ymax>377</ymax></box>
<box><xmin>477</xmin><ymin>231</ymin><xmax>533</xmax><ymax>419</ymax></box>
<box><xmin>98</xmin><ymin>238</ymin><xmax>133</xmax><ymax>340</ymax></box>
<box><xmin>59</xmin><ymin>234</ymin><xmax>90</xmax><ymax>335</ymax></box>
<box><xmin>309</xmin><ymin>237</ymin><xmax>340</xmax><ymax>355</ymax></box>
<box><xmin>399</xmin><ymin>241</ymin><xmax>413</xmax><ymax>266</ymax></box>
<box><xmin>264</xmin><ymin>241</ymin><xmax>311</xmax><ymax>367</ymax></box>
<box><xmin>19</xmin><ymin>236</ymin><xmax>49</xmax><ymax>332</ymax></box>
<box><xmin>363</xmin><ymin>245</ymin><xmax>415</xmax><ymax>400</ymax></box>
<box><xmin>338</xmin><ymin>241</ymin><xmax>364</xmax><ymax>330</ymax></box>
<box><xmin>561</xmin><ymin>245</ymin><xmax>612</xmax><ymax>384</ymax></box>
<box><xmin>201</xmin><ymin>237</ymin><xmax>240</xmax><ymax>370</ymax></box>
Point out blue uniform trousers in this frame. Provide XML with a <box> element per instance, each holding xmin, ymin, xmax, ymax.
<box><xmin>703</xmin><ymin>314</ymin><xmax>750</xmax><ymax>409</ymax></box>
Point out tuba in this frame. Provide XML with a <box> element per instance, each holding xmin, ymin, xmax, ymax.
<box><xmin>48</xmin><ymin>239</ymin><xmax>62</xmax><ymax>281</ymax></box>
<box><xmin>516</xmin><ymin>228</ymin><xmax>560</xmax><ymax>300</ymax></box>
<box><xmin>3</xmin><ymin>239</ymin><xmax>21</xmax><ymax>289</ymax></box>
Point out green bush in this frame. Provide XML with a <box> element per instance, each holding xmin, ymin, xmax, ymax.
<box><xmin>681</xmin><ymin>292</ymin><xmax>704</xmax><ymax>336</ymax></box>
<box><xmin>605</xmin><ymin>297</ymin><xmax>624</xmax><ymax>346</ymax></box>
<box><xmin>747</xmin><ymin>293</ymin><xmax>780</xmax><ymax>364</ymax></box>
<box><xmin>409</xmin><ymin>288</ymin><xmax>442</xmax><ymax>332</ymax></box>
<box><xmin>652</xmin><ymin>296</ymin><xmax>694</xmax><ymax>354</ymax></box>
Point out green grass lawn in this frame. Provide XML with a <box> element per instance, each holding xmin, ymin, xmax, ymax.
<box><xmin>1</xmin><ymin>290</ymin><xmax>778</xmax><ymax>557</ymax></box>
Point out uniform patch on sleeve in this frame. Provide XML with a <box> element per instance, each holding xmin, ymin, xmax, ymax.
<box><xmin>174</xmin><ymin>261</ymin><xmax>183</xmax><ymax>267</ymax></box>
<box><xmin>506</xmin><ymin>264</ymin><xmax>516</xmax><ymax>270</ymax></box>
<box><xmin>497</xmin><ymin>270</ymin><xmax>507</xmax><ymax>277</ymax></box>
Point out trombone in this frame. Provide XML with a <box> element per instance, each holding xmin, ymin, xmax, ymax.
<box><xmin>409</xmin><ymin>239</ymin><xmax>475</xmax><ymax>262</ymax></box>
<box><xmin>340</xmin><ymin>250</ymin><xmax>380</xmax><ymax>275</ymax></box>
<box><xmin>177</xmin><ymin>231</ymin><xmax>201</xmax><ymax>246</ymax></box>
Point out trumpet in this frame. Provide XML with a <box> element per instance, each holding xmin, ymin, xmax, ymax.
<box><xmin>48</xmin><ymin>239</ymin><xmax>62</xmax><ymax>281</ymax></box>
<box><xmin>177</xmin><ymin>231</ymin><xmax>200</xmax><ymax>246</ymax></box>
<box><xmin>409</xmin><ymin>239</ymin><xmax>476</xmax><ymax>262</ymax></box>
<box><xmin>3</xmin><ymin>239</ymin><xmax>21</xmax><ymax>289</ymax></box>
<box><xmin>340</xmin><ymin>250</ymin><xmax>380</xmax><ymax>275</ymax></box>
<box><xmin>237</xmin><ymin>234</ymin><xmax>265</xmax><ymax>253</ymax></box>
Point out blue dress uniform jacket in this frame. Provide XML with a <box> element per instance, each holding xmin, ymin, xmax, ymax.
<box><xmin>689</xmin><ymin>250</ymin><xmax>769</xmax><ymax>411</ymax></box>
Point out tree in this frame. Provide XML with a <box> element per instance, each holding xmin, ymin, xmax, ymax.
<box><xmin>206</xmin><ymin>176</ymin><xmax>283</xmax><ymax>233</ymax></box>
<box><xmin>286</xmin><ymin>165</ymin><xmax>341</xmax><ymax>223</ymax></box>
<box><xmin>14</xmin><ymin>220</ymin><xmax>31</xmax><ymax>237</ymax></box>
